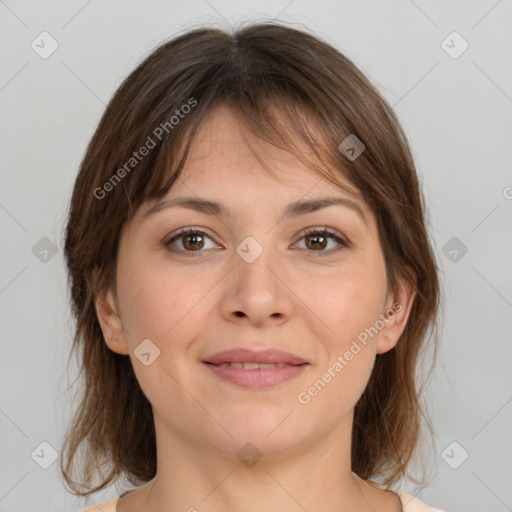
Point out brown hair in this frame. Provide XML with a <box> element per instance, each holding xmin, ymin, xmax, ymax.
<box><xmin>60</xmin><ymin>20</ymin><xmax>440</xmax><ymax>496</ymax></box>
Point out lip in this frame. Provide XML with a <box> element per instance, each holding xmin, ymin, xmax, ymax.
<box><xmin>202</xmin><ymin>348</ymin><xmax>309</xmax><ymax>389</ymax></box>
<box><xmin>203</xmin><ymin>362</ymin><xmax>308</xmax><ymax>389</ymax></box>
<box><xmin>203</xmin><ymin>348</ymin><xmax>308</xmax><ymax>365</ymax></box>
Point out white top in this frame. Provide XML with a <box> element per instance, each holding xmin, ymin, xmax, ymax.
<box><xmin>82</xmin><ymin>491</ymin><xmax>446</xmax><ymax>511</ymax></box>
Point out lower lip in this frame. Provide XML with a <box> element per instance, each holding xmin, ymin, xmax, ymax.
<box><xmin>203</xmin><ymin>362</ymin><xmax>308</xmax><ymax>388</ymax></box>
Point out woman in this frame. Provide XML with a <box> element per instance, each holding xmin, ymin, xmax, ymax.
<box><xmin>61</xmin><ymin>21</ymin><xmax>445</xmax><ymax>512</ymax></box>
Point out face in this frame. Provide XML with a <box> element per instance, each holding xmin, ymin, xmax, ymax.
<box><xmin>96</xmin><ymin>104</ymin><xmax>414</xmax><ymax>460</ymax></box>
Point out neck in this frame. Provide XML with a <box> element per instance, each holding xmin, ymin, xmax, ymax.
<box><xmin>135</xmin><ymin>414</ymin><xmax>378</xmax><ymax>512</ymax></box>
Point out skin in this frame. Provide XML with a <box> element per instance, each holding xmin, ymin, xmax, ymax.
<box><xmin>95</xmin><ymin>105</ymin><xmax>415</xmax><ymax>512</ymax></box>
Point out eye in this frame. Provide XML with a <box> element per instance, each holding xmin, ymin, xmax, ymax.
<box><xmin>164</xmin><ymin>226</ymin><xmax>349</xmax><ymax>258</ymax></box>
<box><xmin>164</xmin><ymin>227</ymin><xmax>219</xmax><ymax>257</ymax></box>
<box><xmin>294</xmin><ymin>228</ymin><xmax>349</xmax><ymax>254</ymax></box>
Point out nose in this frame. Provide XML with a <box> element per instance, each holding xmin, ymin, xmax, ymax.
<box><xmin>220</xmin><ymin>243</ymin><xmax>295</xmax><ymax>327</ymax></box>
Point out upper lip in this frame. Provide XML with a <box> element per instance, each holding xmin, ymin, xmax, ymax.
<box><xmin>203</xmin><ymin>348</ymin><xmax>308</xmax><ymax>365</ymax></box>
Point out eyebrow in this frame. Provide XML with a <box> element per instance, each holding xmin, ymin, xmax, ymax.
<box><xmin>144</xmin><ymin>194</ymin><xmax>368</xmax><ymax>226</ymax></box>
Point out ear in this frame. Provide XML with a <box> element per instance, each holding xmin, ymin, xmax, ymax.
<box><xmin>94</xmin><ymin>284</ymin><xmax>130</xmax><ymax>356</ymax></box>
<box><xmin>376</xmin><ymin>268</ymin><xmax>417</xmax><ymax>355</ymax></box>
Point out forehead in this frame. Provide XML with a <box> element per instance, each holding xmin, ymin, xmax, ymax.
<box><xmin>167</xmin><ymin>104</ymin><xmax>363</xmax><ymax>200</ymax></box>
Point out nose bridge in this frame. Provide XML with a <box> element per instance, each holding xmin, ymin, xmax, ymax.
<box><xmin>234</xmin><ymin>232</ymin><xmax>279</xmax><ymax>293</ymax></box>
<box><xmin>221</xmin><ymin>231</ymin><xmax>293</xmax><ymax>324</ymax></box>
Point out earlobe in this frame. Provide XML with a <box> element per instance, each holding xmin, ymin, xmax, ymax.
<box><xmin>376</xmin><ymin>270</ymin><xmax>417</xmax><ymax>355</ymax></box>
<box><xmin>94</xmin><ymin>287</ymin><xmax>130</xmax><ymax>355</ymax></box>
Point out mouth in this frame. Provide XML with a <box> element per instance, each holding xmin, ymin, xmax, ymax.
<box><xmin>202</xmin><ymin>347</ymin><xmax>310</xmax><ymax>388</ymax></box>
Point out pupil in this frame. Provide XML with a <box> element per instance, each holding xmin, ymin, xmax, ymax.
<box><xmin>185</xmin><ymin>234</ymin><xmax>203</xmax><ymax>250</ymax></box>
<box><xmin>309</xmin><ymin>235</ymin><xmax>326</xmax><ymax>250</ymax></box>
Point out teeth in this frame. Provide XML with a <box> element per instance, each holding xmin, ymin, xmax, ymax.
<box><xmin>217</xmin><ymin>362</ymin><xmax>288</xmax><ymax>369</ymax></box>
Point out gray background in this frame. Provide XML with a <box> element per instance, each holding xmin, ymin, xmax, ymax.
<box><xmin>1</xmin><ymin>1</ymin><xmax>511</xmax><ymax>511</ymax></box>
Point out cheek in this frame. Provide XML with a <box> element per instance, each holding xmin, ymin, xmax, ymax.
<box><xmin>297</xmin><ymin>281</ymin><xmax>384</xmax><ymax>415</ymax></box>
<box><xmin>297</xmin><ymin>254</ymin><xmax>387</xmax><ymax>399</ymax></box>
<box><xmin>117</xmin><ymin>256</ymin><xmax>211</xmax><ymax>346</ymax></box>
<box><xmin>305</xmin><ymin>260</ymin><xmax>388</xmax><ymax>344</ymax></box>
<box><xmin>115</xmin><ymin>250</ymin><xmax>167</xmax><ymax>337</ymax></box>
<box><xmin>115</xmin><ymin>259</ymin><xmax>204</xmax><ymax>405</ymax></box>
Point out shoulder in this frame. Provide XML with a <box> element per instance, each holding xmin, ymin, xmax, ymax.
<box><xmin>368</xmin><ymin>479</ymin><xmax>445</xmax><ymax>512</ymax></box>
<box><xmin>397</xmin><ymin>490</ymin><xmax>446</xmax><ymax>512</ymax></box>
<box><xmin>81</xmin><ymin>498</ymin><xmax>119</xmax><ymax>512</ymax></box>
<box><xmin>77</xmin><ymin>492</ymin><xmax>447</xmax><ymax>512</ymax></box>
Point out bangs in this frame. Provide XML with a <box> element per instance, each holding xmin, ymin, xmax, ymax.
<box><xmin>123</xmin><ymin>91</ymin><xmax>366</xmax><ymax>224</ymax></box>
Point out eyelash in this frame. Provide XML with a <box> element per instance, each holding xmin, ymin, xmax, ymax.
<box><xmin>164</xmin><ymin>226</ymin><xmax>349</xmax><ymax>258</ymax></box>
